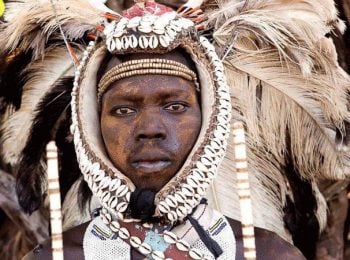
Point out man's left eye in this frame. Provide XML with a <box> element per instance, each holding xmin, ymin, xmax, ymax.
<box><xmin>164</xmin><ymin>103</ymin><xmax>187</xmax><ymax>112</ymax></box>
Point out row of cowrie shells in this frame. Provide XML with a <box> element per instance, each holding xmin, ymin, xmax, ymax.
<box><xmin>104</xmin><ymin>13</ymin><xmax>193</xmax><ymax>53</ymax></box>
<box><xmin>104</xmin><ymin>12</ymin><xmax>192</xmax><ymax>38</ymax></box>
<box><xmin>70</xmin><ymin>40</ymin><xmax>132</xmax><ymax>219</ymax></box>
<box><xmin>155</xmin><ymin>36</ymin><xmax>232</xmax><ymax>224</ymax></box>
<box><xmin>100</xmin><ymin>209</ymin><xmax>209</xmax><ymax>260</ymax></box>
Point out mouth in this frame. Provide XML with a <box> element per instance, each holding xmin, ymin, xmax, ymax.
<box><xmin>131</xmin><ymin>159</ymin><xmax>172</xmax><ymax>173</ymax></box>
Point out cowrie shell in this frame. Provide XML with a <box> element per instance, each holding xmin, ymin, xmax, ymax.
<box><xmin>138</xmin><ymin>243</ymin><xmax>152</xmax><ymax>255</ymax></box>
<box><xmin>174</xmin><ymin>193</ymin><xmax>186</xmax><ymax>204</ymax></box>
<box><xmin>176</xmin><ymin>206</ymin><xmax>187</xmax><ymax>219</ymax></box>
<box><xmin>106</xmin><ymin>37</ymin><xmax>116</xmax><ymax>52</ymax></box>
<box><xmin>127</xmin><ymin>16</ymin><xmax>141</xmax><ymax>28</ymax></box>
<box><xmin>101</xmin><ymin>191</ymin><xmax>111</xmax><ymax>203</ymax></box>
<box><xmin>167</xmin><ymin>211</ymin><xmax>177</xmax><ymax>222</ymax></box>
<box><xmin>103</xmin><ymin>21</ymin><xmax>116</xmax><ymax>36</ymax></box>
<box><xmin>93</xmin><ymin>170</ymin><xmax>104</xmax><ymax>182</ymax></box>
<box><xmin>115</xmin><ymin>38</ymin><xmax>122</xmax><ymax>51</ymax></box>
<box><xmin>110</xmin><ymin>221</ymin><xmax>120</xmax><ymax>232</ymax></box>
<box><xmin>158</xmin><ymin>201</ymin><xmax>171</xmax><ymax>214</ymax></box>
<box><xmin>113</xmin><ymin>28</ymin><xmax>124</xmax><ymax>38</ymax></box>
<box><xmin>191</xmin><ymin>169</ymin><xmax>205</xmax><ymax>181</ymax></box>
<box><xmin>153</xmin><ymin>27</ymin><xmax>165</xmax><ymax>34</ymax></box>
<box><xmin>196</xmin><ymin>161</ymin><xmax>209</xmax><ymax>173</ymax></box>
<box><xmin>101</xmin><ymin>213</ymin><xmax>111</xmax><ymax>224</ymax></box>
<box><xmin>165</xmin><ymin>27</ymin><xmax>177</xmax><ymax>38</ymax></box>
<box><xmin>129</xmin><ymin>35</ymin><xmax>138</xmax><ymax>48</ymax></box>
<box><xmin>96</xmin><ymin>188</ymin><xmax>104</xmax><ymax>198</ymax></box>
<box><xmin>121</xmin><ymin>36</ymin><xmax>129</xmax><ymax>49</ymax></box>
<box><xmin>116</xmin><ymin>202</ymin><xmax>128</xmax><ymax>212</ymax></box>
<box><xmin>92</xmin><ymin>182</ymin><xmax>99</xmax><ymax>193</ymax></box>
<box><xmin>109</xmin><ymin>178</ymin><xmax>121</xmax><ymax>191</ymax></box>
<box><xmin>189</xmin><ymin>248</ymin><xmax>203</xmax><ymax>260</ymax></box>
<box><xmin>139</xmin><ymin>36</ymin><xmax>149</xmax><ymax>49</ymax></box>
<box><xmin>159</xmin><ymin>35</ymin><xmax>170</xmax><ymax>47</ymax></box>
<box><xmin>90</xmin><ymin>162</ymin><xmax>100</xmax><ymax>173</ymax></box>
<box><xmin>130</xmin><ymin>236</ymin><xmax>142</xmax><ymax>248</ymax></box>
<box><xmin>116</xmin><ymin>185</ymin><xmax>129</xmax><ymax>197</ymax></box>
<box><xmin>163</xmin><ymin>231</ymin><xmax>177</xmax><ymax>244</ymax></box>
<box><xmin>165</xmin><ymin>195</ymin><xmax>177</xmax><ymax>208</ymax></box>
<box><xmin>99</xmin><ymin>177</ymin><xmax>110</xmax><ymax>189</ymax></box>
<box><xmin>138</xmin><ymin>25</ymin><xmax>152</xmax><ymax>33</ymax></box>
<box><xmin>176</xmin><ymin>239</ymin><xmax>190</xmax><ymax>251</ymax></box>
<box><xmin>148</xmin><ymin>35</ymin><xmax>158</xmax><ymax>49</ymax></box>
<box><xmin>116</xmin><ymin>17</ymin><xmax>128</xmax><ymax>30</ymax></box>
<box><xmin>181</xmin><ymin>184</ymin><xmax>195</xmax><ymax>196</ymax></box>
<box><xmin>187</xmin><ymin>176</ymin><xmax>200</xmax><ymax>188</ymax></box>
<box><xmin>118</xmin><ymin>227</ymin><xmax>130</xmax><ymax>239</ymax></box>
<box><xmin>200</xmin><ymin>156</ymin><xmax>213</xmax><ymax>166</ymax></box>
<box><xmin>151</xmin><ymin>251</ymin><xmax>165</xmax><ymax>260</ymax></box>
<box><xmin>108</xmin><ymin>196</ymin><xmax>118</xmax><ymax>208</ymax></box>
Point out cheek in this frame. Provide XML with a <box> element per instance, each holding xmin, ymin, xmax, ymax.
<box><xmin>101</xmin><ymin>117</ymin><xmax>129</xmax><ymax>164</ymax></box>
<box><xmin>168</xmin><ymin>112</ymin><xmax>201</xmax><ymax>153</ymax></box>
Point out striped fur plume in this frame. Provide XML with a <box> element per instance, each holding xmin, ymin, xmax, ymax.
<box><xmin>0</xmin><ymin>0</ymin><xmax>102</xmax><ymax>59</ymax></box>
<box><xmin>203</xmin><ymin>0</ymin><xmax>350</xmax><ymax>256</ymax></box>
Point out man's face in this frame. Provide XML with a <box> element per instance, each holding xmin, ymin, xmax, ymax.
<box><xmin>100</xmin><ymin>74</ymin><xmax>201</xmax><ymax>191</ymax></box>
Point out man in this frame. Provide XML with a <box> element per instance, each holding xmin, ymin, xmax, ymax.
<box><xmin>0</xmin><ymin>0</ymin><xmax>349</xmax><ymax>259</ymax></box>
<box><xmin>23</xmin><ymin>47</ymin><xmax>304</xmax><ymax>259</ymax></box>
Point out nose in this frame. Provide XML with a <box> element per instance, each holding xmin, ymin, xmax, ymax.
<box><xmin>135</xmin><ymin>109</ymin><xmax>167</xmax><ymax>141</ymax></box>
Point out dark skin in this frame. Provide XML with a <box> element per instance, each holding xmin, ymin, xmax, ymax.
<box><xmin>100</xmin><ymin>73</ymin><xmax>201</xmax><ymax>191</ymax></box>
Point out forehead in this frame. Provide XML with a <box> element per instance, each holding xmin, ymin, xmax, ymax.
<box><xmin>102</xmin><ymin>74</ymin><xmax>198</xmax><ymax>102</ymax></box>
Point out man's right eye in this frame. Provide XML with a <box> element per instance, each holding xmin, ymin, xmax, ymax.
<box><xmin>113</xmin><ymin>107</ymin><xmax>137</xmax><ymax>116</ymax></box>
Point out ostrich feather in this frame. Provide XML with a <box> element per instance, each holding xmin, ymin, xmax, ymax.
<box><xmin>0</xmin><ymin>0</ymin><xmax>102</xmax><ymax>58</ymax></box>
<box><xmin>0</xmin><ymin>47</ymin><xmax>75</xmax><ymax>166</ymax></box>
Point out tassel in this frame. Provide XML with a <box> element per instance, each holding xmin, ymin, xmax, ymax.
<box><xmin>187</xmin><ymin>215</ymin><xmax>223</xmax><ymax>258</ymax></box>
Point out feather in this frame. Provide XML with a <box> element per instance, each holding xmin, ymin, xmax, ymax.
<box><xmin>0</xmin><ymin>47</ymin><xmax>75</xmax><ymax>166</ymax></box>
<box><xmin>16</xmin><ymin>76</ymin><xmax>73</xmax><ymax>214</ymax></box>
<box><xmin>0</xmin><ymin>0</ymin><xmax>102</xmax><ymax>58</ymax></box>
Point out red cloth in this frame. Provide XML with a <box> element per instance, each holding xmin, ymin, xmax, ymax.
<box><xmin>123</xmin><ymin>2</ymin><xmax>173</xmax><ymax>19</ymax></box>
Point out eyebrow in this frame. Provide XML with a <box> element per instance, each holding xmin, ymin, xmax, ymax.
<box><xmin>108</xmin><ymin>88</ymin><xmax>193</xmax><ymax>102</ymax></box>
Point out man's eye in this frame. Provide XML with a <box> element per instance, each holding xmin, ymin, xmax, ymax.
<box><xmin>164</xmin><ymin>103</ymin><xmax>187</xmax><ymax>112</ymax></box>
<box><xmin>113</xmin><ymin>107</ymin><xmax>136</xmax><ymax>115</ymax></box>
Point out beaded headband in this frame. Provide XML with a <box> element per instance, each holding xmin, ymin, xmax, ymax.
<box><xmin>97</xmin><ymin>58</ymin><xmax>199</xmax><ymax>103</ymax></box>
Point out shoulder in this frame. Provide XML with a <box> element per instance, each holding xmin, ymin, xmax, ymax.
<box><xmin>227</xmin><ymin>218</ymin><xmax>306</xmax><ymax>260</ymax></box>
<box><xmin>22</xmin><ymin>222</ymin><xmax>89</xmax><ymax>260</ymax></box>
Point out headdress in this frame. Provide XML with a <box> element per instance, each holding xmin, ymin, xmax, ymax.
<box><xmin>1</xmin><ymin>0</ymin><xmax>350</xmax><ymax>258</ymax></box>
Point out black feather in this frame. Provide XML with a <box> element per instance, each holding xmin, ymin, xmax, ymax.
<box><xmin>0</xmin><ymin>51</ymin><xmax>33</xmax><ymax>111</ymax></box>
<box><xmin>16</xmin><ymin>76</ymin><xmax>73</xmax><ymax>214</ymax></box>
